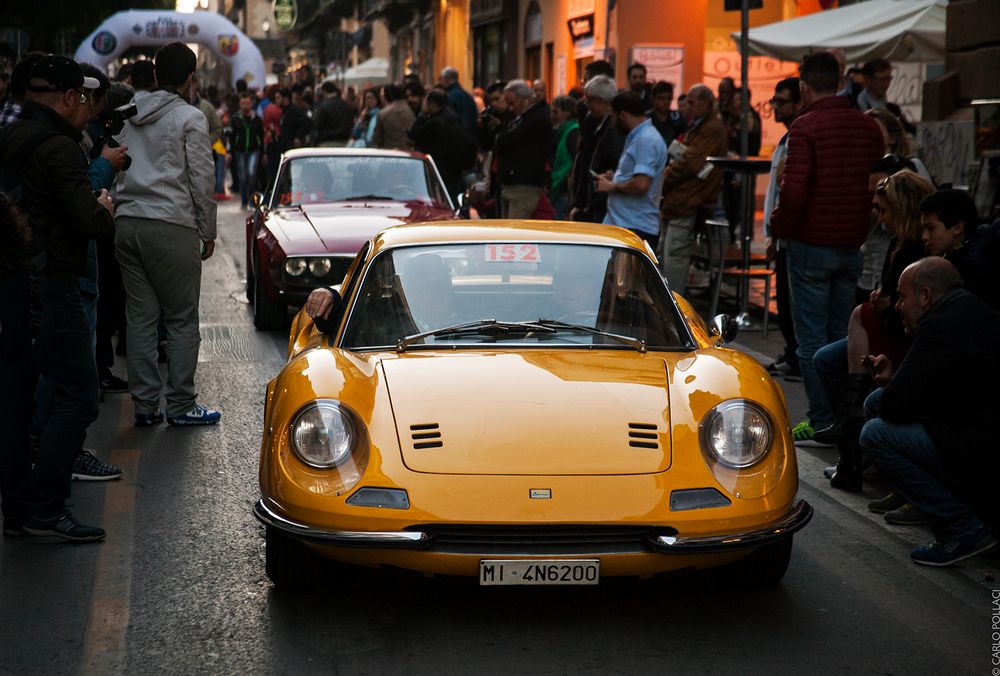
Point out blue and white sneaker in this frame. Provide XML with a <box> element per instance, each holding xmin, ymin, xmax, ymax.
<box><xmin>167</xmin><ymin>404</ymin><xmax>221</xmax><ymax>427</ymax></box>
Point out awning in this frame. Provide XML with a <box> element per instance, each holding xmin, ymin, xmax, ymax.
<box><xmin>732</xmin><ymin>0</ymin><xmax>946</xmax><ymax>63</ymax></box>
<box><xmin>341</xmin><ymin>57</ymin><xmax>391</xmax><ymax>87</ymax></box>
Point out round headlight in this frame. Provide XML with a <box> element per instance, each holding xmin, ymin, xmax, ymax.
<box><xmin>699</xmin><ymin>399</ymin><xmax>773</xmax><ymax>469</ymax></box>
<box><xmin>308</xmin><ymin>257</ymin><xmax>332</xmax><ymax>277</ymax></box>
<box><xmin>285</xmin><ymin>258</ymin><xmax>307</xmax><ymax>276</ymax></box>
<box><xmin>289</xmin><ymin>401</ymin><xmax>358</xmax><ymax>468</ymax></box>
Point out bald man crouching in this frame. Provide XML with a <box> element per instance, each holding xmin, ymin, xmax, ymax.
<box><xmin>859</xmin><ymin>258</ymin><xmax>1000</xmax><ymax>566</ymax></box>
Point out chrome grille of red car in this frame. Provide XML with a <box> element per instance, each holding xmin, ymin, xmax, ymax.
<box><xmin>628</xmin><ymin>422</ymin><xmax>659</xmax><ymax>449</ymax></box>
<box><xmin>410</xmin><ymin>423</ymin><xmax>443</xmax><ymax>449</ymax></box>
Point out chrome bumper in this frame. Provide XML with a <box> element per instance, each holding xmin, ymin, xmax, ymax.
<box><xmin>254</xmin><ymin>498</ymin><xmax>812</xmax><ymax>553</ymax></box>
<box><xmin>253</xmin><ymin>499</ymin><xmax>430</xmax><ymax>547</ymax></box>
<box><xmin>650</xmin><ymin>500</ymin><xmax>813</xmax><ymax>553</ymax></box>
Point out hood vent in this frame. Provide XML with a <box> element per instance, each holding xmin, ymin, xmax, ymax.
<box><xmin>411</xmin><ymin>423</ymin><xmax>443</xmax><ymax>449</ymax></box>
<box><xmin>628</xmin><ymin>422</ymin><xmax>659</xmax><ymax>449</ymax></box>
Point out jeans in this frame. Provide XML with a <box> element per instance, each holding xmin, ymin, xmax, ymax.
<box><xmin>813</xmin><ymin>337</ymin><xmax>847</xmax><ymax>423</ymax></box>
<box><xmin>773</xmin><ymin>247</ymin><xmax>798</xmax><ymax>366</ymax></box>
<box><xmin>233</xmin><ymin>150</ymin><xmax>260</xmax><ymax>208</ymax></box>
<box><xmin>213</xmin><ymin>151</ymin><xmax>226</xmax><ymax>195</ymax></box>
<box><xmin>32</xmin><ymin>292</ymin><xmax>97</xmax><ymax>439</ymax></box>
<box><xmin>0</xmin><ymin>273</ymin><xmax>36</xmax><ymax>523</ymax></box>
<box><xmin>786</xmin><ymin>240</ymin><xmax>861</xmax><ymax>427</ymax></box>
<box><xmin>860</xmin><ymin>388</ymin><xmax>986</xmax><ymax>540</ymax></box>
<box><xmin>29</xmin><ymin>280</ymin><xmax>100</xmax><ymax>516</ymax></box>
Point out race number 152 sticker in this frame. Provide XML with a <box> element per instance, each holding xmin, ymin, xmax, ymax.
<box><xmin>485</xmin><ymin>243</ymin><xmax>541</xmax><ymax>263</ymax></box>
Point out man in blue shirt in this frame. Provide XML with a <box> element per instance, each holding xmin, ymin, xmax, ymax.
<box><xmin>596</xmin><ymin>92</ymin><xmax>667</xmax><ymax>248</ymax></box>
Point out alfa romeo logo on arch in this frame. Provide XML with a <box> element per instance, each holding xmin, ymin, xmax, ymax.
<box><xmin>92</xmin><ymin>31</ymin><xmax>117</xmax><ymax>56</ymax></box>
<box><xmin>218</xmin><ymin>35</ymin><xmax>239</xmax><ymax>57</ymax></box>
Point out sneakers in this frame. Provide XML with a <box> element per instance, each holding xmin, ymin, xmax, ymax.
<box><xmin>3</xmin><ymin>518</ymin><xmax>24</xmax><ymax>537</ymax></box>
<box><xmin>884</xmin><ymin>502</ymin><xmax>928</xmax><ymax>526</ymax></box>
<box><xmin>99</xmin><ymin>374</ymin><xmax>129</xmax><ymax>393</ymax></box>
<box><xmin>792</xmin><ymin>420</ymin><xmax>834</xmax><ymax>447</ymax></box>
<box><xmin>167</xmin><ymin>403</ymin><xmax>221</xmax><ymax>427</ymax></box>
<box><xmin>72</xmin><ymin>450</ymin><xmax>123</xmax><ymax>481</ymax></box>
<box><xmin>911</xmin><ymin>527</ymin><xmax>998</xmax><ymax>567</ymax></box>
<box><xmin>868</xmin><ymin>491</ymin><xmax>907</xmax><ymax>514</ymax></box>
<box><xmin>134</xmin><ymin>411</ymin><xmax>164</xmax><ymax>427</ymax></box>
<box><xmin>766</xmin><ymin>356</ymin><xmax>802</xmax><ymax>382</ymax></box>
<box><xmin>23</xmin><ymin>510</ymin><xmax>106</xmax><ymax>542</ymax></box>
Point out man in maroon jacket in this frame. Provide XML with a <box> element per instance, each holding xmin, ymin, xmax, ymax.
<box><xmin>771</xmin><ymin>52</ymin><xmax>884</xmax><ymax>443</ymax></box>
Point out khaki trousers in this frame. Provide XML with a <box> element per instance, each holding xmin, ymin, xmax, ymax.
<box><xmin>500</xmin><ymin>184</ymin><xmax>542</xmax><ymax>219</ymax></box>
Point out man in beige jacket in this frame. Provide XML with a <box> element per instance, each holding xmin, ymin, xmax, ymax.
<box><xmin>373</xmin><ymin>84</ymin><xmax>415</xmax><ymax>151</ymax></box>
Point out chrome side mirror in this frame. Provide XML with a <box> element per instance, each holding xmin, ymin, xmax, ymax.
<box><xmin>709</xmin><ymin>314</ymin><xmax>739</xmax><ymax>346</ymax></box>
<box><xmin>252</xmin><ymin>192</ymin><xmax>265</xmax><ymax>210</ymax></box>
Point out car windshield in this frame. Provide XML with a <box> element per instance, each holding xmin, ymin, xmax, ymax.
<box><xmin>341</xmin><ymin>243</ymin><xmax>689</xmax><ymax>350</ymax></box>
<box><xmin>270</xmin><ymin>156</ymin><xmax>449</xmax><ymax>208</ymax></box>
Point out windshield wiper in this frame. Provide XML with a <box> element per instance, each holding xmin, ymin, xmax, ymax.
<box><xmin>530</xmin><ymin>319</ymin><xmax>646</xmax><ymax>353</ymax></box>
<box><xmin>342</xmin><ymin>194</ymin><xmax>396</xmax><ymax>201</ymax></box>
<box><xmin>396</xmin><ymin>319</ymin><xmax>556</xmax><ymax>352</ymax></box>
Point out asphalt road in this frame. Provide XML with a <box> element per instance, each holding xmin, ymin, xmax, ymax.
<box><xmin>0</xmin><ymin>201</ymin><xmax>993</xmax><ymax>676</ymax></box>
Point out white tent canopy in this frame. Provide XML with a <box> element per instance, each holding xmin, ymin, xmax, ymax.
<box><xmin>340</xmin><ymin>58</ymin><xmax>391</xmax><ymax>87</ymax></box>
<box><xmin>732</xmin><ymin>0</ymin><xmax>946</xmax><ymax>63</ymax></box>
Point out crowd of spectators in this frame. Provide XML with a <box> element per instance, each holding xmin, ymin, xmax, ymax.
<box><xmin>1</xmin><ymin>44</ymin><xmax>999</xmax><ymax>567</ymax></box>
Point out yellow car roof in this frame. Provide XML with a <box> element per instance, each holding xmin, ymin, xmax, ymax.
<box><xmin>372</xmin><ymin>220</ymin><xmax>648</xmax><ymax>253</ymax></box>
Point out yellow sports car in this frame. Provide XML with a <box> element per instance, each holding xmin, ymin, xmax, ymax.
<box><xmin>254</xmin><ymin>220</ymin><xmax>812</xmax><ymax>587</ymax></box>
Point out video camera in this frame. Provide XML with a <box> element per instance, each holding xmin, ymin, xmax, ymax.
<box><xmin>103</xmin><ymin>103</ymin><xmax>138</xmax><ymax>171</ymax></box>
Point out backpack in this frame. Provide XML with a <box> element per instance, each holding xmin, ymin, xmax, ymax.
<box><xmin>0</xmin><ymin>123</ymin><xmax>62</xmax><ymax>266</ymax></box>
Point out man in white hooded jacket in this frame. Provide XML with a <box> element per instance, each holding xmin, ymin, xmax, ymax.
<box><xmin>114</xmin><ymin>41</ymin><xmax>220</xmax><ymax>427</ymax></box>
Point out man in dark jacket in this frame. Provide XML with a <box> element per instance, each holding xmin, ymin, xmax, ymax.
<box><xmin>494</xmin><ymin>80</ymin><xmax>552</xmax><ymax>218</ymax></box>
<box><xmin>439</xmin><ymin>67</ymin><xmax>478</xmax><ymax>134</ymax></box>
<box><xmin>568</xmin><ymin>75</ymin><xmax>621</xmax><ymax>224</ymax></box>
<box><xmin>771</xmin><ymin>51</ymin><xmax>885</xmax><ymax>442</ymax></box>
<box><xmin>919</xmin><ymin>188</ymin><xmax>1000</xmax><ymax>310</ymax></box>
<box><xmin>311</xmin><ymin>80</ymin><xmax>353</xmax><ymax>147</ymax></box>
<box><xmin>278</xmin><ymin>86</ymin><xmax>311</xmax><ymax>152</ymax></box>
<box><xmin>860</xmin><ymin>257</ymin><xmax>1000</xmax><ymax>566</ymax></box>
<box><xmin>0</xmin><ymin>56</ymin><xmax>115</xmax><ymax>541</ymax></box>
<box><xmin>409</xmin><ymin>89</ymin><xmax>468</xmax><ymax>201</ymax></box>
<box><xmin>230</xmin><ymin>92</ymin><xmax>265</xmax><ymax>209</ymax></box>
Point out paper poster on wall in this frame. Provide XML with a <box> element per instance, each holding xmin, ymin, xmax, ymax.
<box><xmin>703</xmin><ymin>50</ymin><xmax>799</xmax><ymax>154</ymax></box>
<box><xmin>557</xmin><ymin>55</ymin><xmax>567</xmax><ymax>96</ymax></box>
<box><xmin>630</xmin><ymin>44</ymin><xmax>684</xmax><ymax>93</ymax></box>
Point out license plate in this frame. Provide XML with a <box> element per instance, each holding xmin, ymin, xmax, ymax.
<box><xmin>479</xmin><ymin>559</ymin><xmax>599</xmax><ymax>586</ymax></box>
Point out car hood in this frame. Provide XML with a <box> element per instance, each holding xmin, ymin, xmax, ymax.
<box><xmin>268</xmin><ymin>202</ymin><xmax>456</xmax><ymax>256</ymax></box>
<box><xmin>381</xmin><ymin>351</ymin><xmax>672</xmax><ymax>476</ymax></box>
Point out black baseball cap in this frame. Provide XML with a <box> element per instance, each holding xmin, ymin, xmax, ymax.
<box><xmin>27</xmin><ymin>55</ymin><xmax>101</xmax><ymax>93</ymax></box>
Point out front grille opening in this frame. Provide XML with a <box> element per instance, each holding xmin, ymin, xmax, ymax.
<box><xmin>408</xmin><ymin>524</ymin><xmax>678</xmax><ymax>555</ymax></box>
<box><xmin>628</xmin><ymin>422</ymin><xmax>660</xmax><ymax>449</ymax></box>
<box><xmin>411</xmin><ymin>423</ymin><xmax>443</xmax><ymax>449</ymax></box>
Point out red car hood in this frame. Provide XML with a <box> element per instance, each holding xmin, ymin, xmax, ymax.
<box><xmin>265</xmin><ymin>201</ymin><xmax>456</xmax><ymax>256</ymax></box>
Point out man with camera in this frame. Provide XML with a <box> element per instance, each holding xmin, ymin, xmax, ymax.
<box><xmin>114</xmin><ymin>42</ymin><xmax>219</xmax><ymax>428</ymax></box>
<box><xmin>0</xmin><ymin>55</ymin><xmax>115</xmax><ymax>540</ymax></box>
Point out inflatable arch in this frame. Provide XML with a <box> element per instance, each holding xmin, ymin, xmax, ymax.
<box><xmin>75</xmin><ymin>10</ymin><xmax>265</xmax><ymax>89</ymax></box>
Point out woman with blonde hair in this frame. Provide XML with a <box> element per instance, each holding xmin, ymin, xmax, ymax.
<box><xmin>820</xmin><ymin>170</ymin><xmax>935</xmax><ymax>493</ymax></box>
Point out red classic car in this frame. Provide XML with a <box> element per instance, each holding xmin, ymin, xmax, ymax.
<box><xmin>246</xmin><ymin>148</ymin><xmax>458</xmax><ymax>329</ymax></box>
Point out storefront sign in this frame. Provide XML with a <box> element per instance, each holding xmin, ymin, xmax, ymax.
<box><xmin>567</xmin><ymin>14</ymin><xmax>595</xmax><ymax>40</ymax></box>
<box><xmin>272</xmin><ymin>0</ymin><xmax>298</xmax><ymax>32</ymax></box>
<box><xmin>631</xmin><ymin>44</ymin><xmax>685</xmax><ymax>92</ymax></box>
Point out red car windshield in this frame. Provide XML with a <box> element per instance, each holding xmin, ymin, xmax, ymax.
<box><xmin>271</xmin><ymin>156</ymin><xmax>449</xmax><ymax>208</ymax></box>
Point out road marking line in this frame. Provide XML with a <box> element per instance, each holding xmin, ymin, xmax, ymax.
<box><xmin>80</xmin><ymin>448</ymin><xmax>139</xmax><ymax>675</ymax></box>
